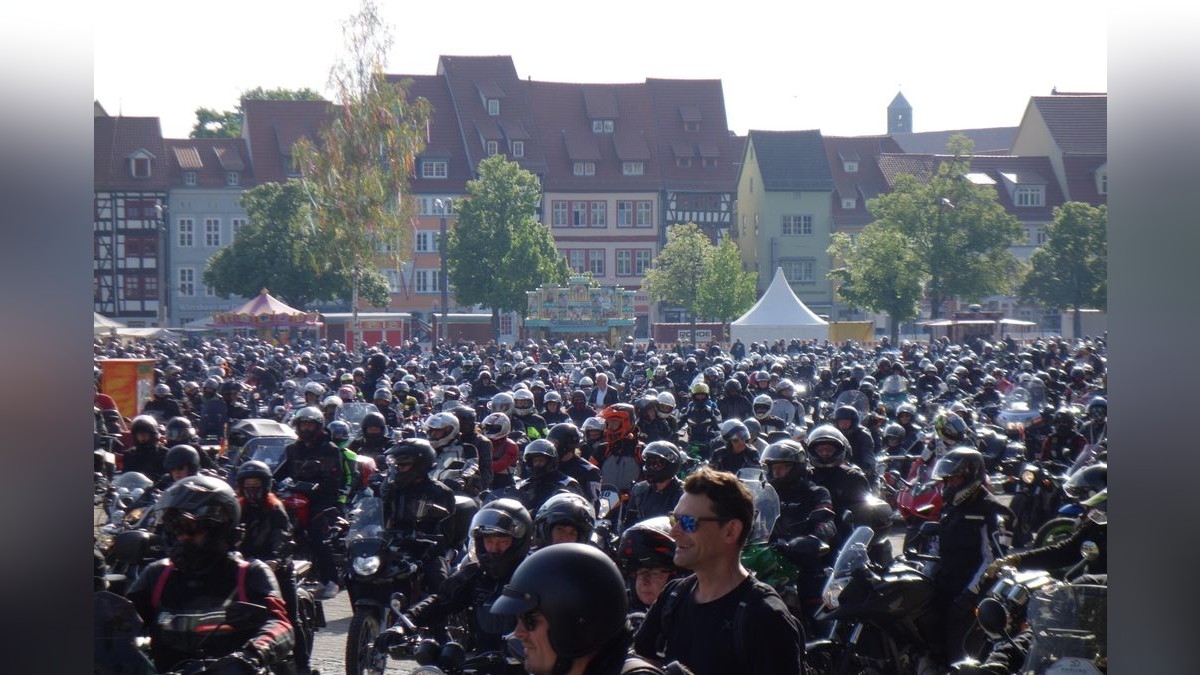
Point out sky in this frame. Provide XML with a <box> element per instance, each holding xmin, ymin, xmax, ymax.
<box><xmin>94</xmin><ymin>0</ymin><xmax>1107</xmax><ymax>141</ymax></box>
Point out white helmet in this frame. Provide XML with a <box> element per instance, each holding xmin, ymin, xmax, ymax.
<box><xmin>544</xmin><ymin>390</ymin><xmax>563</xmax><ymax>405</ymax></box>
<box><xmin>753</xmin><ymin>394</ymin><xmax>773</xmax><ymax>419</ymax></box>
<box><xmin>656</xmin><ymin>391</ymin><xmax>676</xmax><ymax>412</ymax></box>
<box><xmin>513</xmin><ymin>388</ymin><xmax>536</xmax><ymax>417</ymax></box>
<box><xmin>490</xmin><ymin>392</ymin><xmax>515</xmax><ymax>415</ymax></box>
<box><xmin>424</xmin><ymin>412</ymin><xmax>460</xmax><ymax>450</ymax></box>
<box><xmin>578</xmin><ymin>376</ymin><xmax>594</xmax><ymax>389</ymax></box>
<box><xmin>303</xmin><ymin>382</ymin><xmax>326</xmax><ymax>398</ymax></box>
<box><xmin>322</xmin><ymin>395</ymin><xmax>343</xmax><ymax>411</ymax></box>
<box><xmin>482</xmin><ymin>412</ymin><xmax>511</xmax><ymax>441</ymax></box>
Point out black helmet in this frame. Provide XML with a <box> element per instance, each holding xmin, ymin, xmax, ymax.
<box><xmin>523</xmin><ymin>439</ymin><xmax>559</xmax><ymax>477</ymax></box>
<box><xmin>806</xmin><ymin>424</ymin><xmax>849</xmax><ymax>468</ymax></box>
<box><xmin>491</xmin><ymin>543</ymin><xmax>628</xmax><ymax>666</ymax></box>
<box><xmin>130</xmin><ymin>415</ymin><xmax>160</xmax><ymax>443</ymax></box>
<box><xmin>931</xmin><ymin>447</ymin><xmax>986</xmax><ymax>506</ymax></box>
<box><xmin>1063</xmin><ymin>463</ymin><xmax>1107</xmax><ymax>501</ymax></box>
<box><xmin>236</xmin><ymin>460</ymin><xmax>274</xmax><ymax>500</ymax></box>
<box><xmin>723</xmin><ymin>378</ymin><xmax>742</xmax><ymax>395</ymax></box>
<box><xmin>327</xmin><ymin>420</ymin><xmax>351</xmax><ymax>445</ymax></box>
<box><xmin>534</xmin><ymin>492</ymin><xmax>596</xmax><ymax>546</ymax></box>
<box><xmin>546</xmin><ymin>423</ymin><xmax>582</xmax><ymax>459</ymax></box>
<box><xmin>641</xmin><ymin>441</ymin><xmax>683</xmax><ymax>482</ymax></box>
<box><xmin>833</xmin><ymin>405</ymin><xmax>859</xmax><ymax>427</ymax></box>
<box><xmin>219</xmin><ymin>379</ymin><xmax>241</xmax><ymax>395</ymax></box>
<box><xmin>451</xmin><ymin>405</ymin><xmax>478</xmax><ymax>434</ymax></box>
<box><xmin>617</xmin><ymin>516</ymin><xmax>677</xmax><ymax>575</ymax></box>
<box><xmin>164</xmin><ymin>416</ymin><xmax>196</xmax><ymax>445</ymax></box>
<box><xmin>471</xmin><ymin>498</ymin><xmax>533</xmax><ymax>580</ymax></box>
<box><xmin>761</xmin><ymin>439</ymin><xmax>811</xmax><ymax>490</ymax></box>
<box><xmin>360</xmin><ymin>411</ymin><xmax>387</xmax><ymax>439</ymax></box>
<box><xmin>385</xmin><ymin>439</ymin><xmax>437</xmax><ymax>489</ymax></box>
<box><xmin>1053</xmin><ymin>408</ymin><xmax>1076</xmax><ymax>432</ymax></box>
<box><xmin>1087</xmin><ymin>397</ymin><xmax>1107</xmax><ymax>420</ymax></box>
<box><xmin>883</xmin><ymin>423</ymin><xmax>905</xmax><ymax>446</ymax></box>
<box><xmin>157</xmin><ymin>475</ymin><xmax>241</xmax><ymax>572</ymax></box>
<box><xmin>163</xmin><ymin>445</ymin><xmax>200</xmax><ymax>476</ymax></box>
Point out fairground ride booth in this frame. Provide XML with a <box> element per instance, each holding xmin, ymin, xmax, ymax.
<box><xmin>321</xmin><ymin>312</ymin><xmax>412</xmax><ymax>349</ymax></box>
<box><xmin>210</xmin><ymin>289</ymin><xmax>322</xmax><ymax>344</ymax></box>
<box><xmin>730</xmin><ymin>268</ymin><xmax>829</xmax><ymax>345</ymax></box>
<box><xmin>524</xmin><ymin>275</ymin><xmax>637</xmax><ymax>345</ymax></box>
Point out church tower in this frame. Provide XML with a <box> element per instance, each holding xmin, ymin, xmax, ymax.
<box><xmin>888</xmin><ymin>91</ymin><xmax>912</xmax><ymax>134</ymax></box>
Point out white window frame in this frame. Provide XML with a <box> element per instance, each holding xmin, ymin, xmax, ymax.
<box><xmin>843</xmin><ymin>161</ymin><xmax>858</xmax><ymax>173</ymax></box>
<box><xmin>571</xmin><ymin>202</ymin><xmax>588</xmax><ymax>227</ymax></box>
<box><xmin>590</xmin><ymin>201</ymin><xmax>607</xmax><ymax>227</ymax></box>
<box><xmin>617</xmin><ymin>201</ymin><xmax>634</xmax><ymax>227</ymax></box>
<box><xmin>231</xmin><ymin>217</ymin><xmax>247</xmax><ymax>240</ymax></box>
<box><xmin>178</xmin><ymin>267</ymin><xmax>195</xmax><ymax>296</ymax></box>
<box><xmin>841</xmin><ymin>198</ymin><xmax>857</xmax><ymax>209</ymax></box>
<box><xmin>636</xmin><ymin>201</ymin><xmax>652</xmax><ymax>227</ymax></box>
<box><xmin>383</xmin><ymin>268</ymin><xmax>401</xmax><ymax>292</ymax></box>
<box><xmin>634</xmin><ymin>249</ymin><xmax>651</xmax><ymax>276</ymax></box>
<box><xmin>130</xmin><ymin>157</ymin><xmax>151</xmax><ymax>178</ymax></box>
<box><xmin>421</xmin><ymin>160</ymin><xmax>448</xmax><ymax>179</ymax></box>
<box><xmin>225</xmin><ymin>171</ymin><xmax>239</xmax><ymax>186</ymax></box>
<box><xmin>178</xmin><ymin>218</ymin><xmax>194</xmax><ymax>247</ymax></box>
<box><xmin>592</xmin><ymin>119</ymin><xmax>614</xmax><ymax>133</ymax></box>
<box><xmin>486</xmin><ymin>140</ymin><xmax>499</xmax><ymax>156</ymax></box>
<box><xmin>573</xmin><ymin>162</ymin><xmax>596</xmax><ymax>176</ymax></box>
<box><xmin>1014</xmin><ymin>186</ymin><xmax>1045</xmax><ymax>207</ymax></box>
<box><xmin>588</xmin><ymin>249</ymin><xmax>605</xmax><ymax>276</ymax></box>
<box><xmin>512</xmin><ymin>140</ymin><xmax>524</xmax><ymax>158</ymax></box>
<box><xmin>552</xmin><ymin>201</ymin><xmax>569</xmax><ymax>227</ymax></box>
<box><xmin>566</xmin><ymin>249</ymin><xmax>586</xmax><ymax>273</ymax></box>
<box><xmin>204</xmin><ymin>218</ymin><xmax>221</xmax><ymax>247</ymax></box>
<box><xmin>487</xmin><ymin>99</ymin><xmax>500</xmax><ymax>116</ymax></box>
<box><xmin>622</xmin><ymin>161</ymin><xmax>644</xmax><ymax>176</ymax></box>
<box><xmin>183</xmin><ymin>172</ymin><xmax>197</xmax><ymax>186</ymax></box>
<box><xmin>415</xmin><ymin>230</ymin><xmax>440</xmax><ymax>253</ymax></box>
<box><xmin>781</xmin><ymin>214</ymin><xmax>813</xmax><ymax>236</ymax></box>
<box><xmin>616</xmin><ymin>249</ymin><xmax>632</xmax><ymax>276</ymax></box>
<box><xmin>415</xmin><ymin>269</ymin><xmax>442</xmax><ymax>294</ymax></box>
<box><xmin>781</xmin><ymin>259</ymin><xmax>815</xmax><ymax>284</ymax></box>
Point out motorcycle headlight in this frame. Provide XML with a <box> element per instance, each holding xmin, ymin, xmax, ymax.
<box><xmin>353</xmin><ymin>554</ymin><xmax>381</xmax><ymax>576</ymax></box>
<box><xmin>823</xmin><ymin>577</ymin><xmax>849</xmax><ymax>609</ymax></box>
<box><xmin>1021</xmin><ymin>470</ymin><xmax>1037</xmax><ymax>485</ymax></box>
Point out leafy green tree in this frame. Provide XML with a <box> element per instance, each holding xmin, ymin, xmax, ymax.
<box><xmin>1019</xmin><ymin>202</ymin><xmax>1107</xmax><ymax>338</ymax></box>
<box><xmin>696</xmin><ymin>237</ymin><xmax>757</xmax><ymax>334</ymax></box>
<box><xmin>866</xmin><ymin>135</ymin><xmax>1023</xmax><ymax>318</ymax></box>
<box><xmin>203</xmin><ymin>182</ymin><xmax>389</xmax><ymax>308</ymax></box>
<box><xmin>189</xmin><ymin>87</ymin><xmax>324</xmax><ymax>139</ymax></box>
<box><xmin>643</xmin><ymin>223</ymin><xmax>715</xmax><ymax>347</ymax></box>
<box><xmin>292</xmin><ymin>0</ymin><xmax>431</xmax><ymax>336</ymax></box>
<box><xmin>829</xmin><ymin>227</ymin><xmax>925</xmax><ymax>343</ymax></box>
<box><xmin>446</xmin><ymin>155</ymin><xmax>570</xmax><ymax>341</ymax></box>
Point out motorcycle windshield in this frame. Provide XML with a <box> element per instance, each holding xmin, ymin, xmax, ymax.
<box><xmin>346</xmin><ymin>495</ymin><xmax>385</xmax><ymax>543</ymax></box>
<box><xmin>336</xmin><ymin>402</ymin><xmax>380</xmax><ymax>435</ymax></box>
<box><xmin>829</xmin><ymin>526</ymin><xmax>873</xmax><ymax>580</ymax></box>
<box><xmin>1003</xmin><ymin>387</ymin><xmax>1032</xmax><ymax>412</ymax></box>
<box><xmin>738</xmin><ymin>469</ymin><xmax>779</xmax><ymax>545</ymax></box>
<box><xmin>834</xmin><ymin>391</ymin><xmax>870</xmax><ymax>417</ymax></box>
<box><xmin>881</xmin><ymin>375</ymin><xmax>907</xmax><ymax>395</ymax></box>
<box><xmin>242</xmin><ymin>438</ymin><xmax>289</xmax><ymax>473</ymax></box>
<box><xmin>112</xmin><ymin>472</ymin><xmax>154</xmax><ymax>492</ymax></box>
<box><xmin>1022</xmin><ymin>582</ymin><xmax>1107</xmax><ymax>674</ymax></box>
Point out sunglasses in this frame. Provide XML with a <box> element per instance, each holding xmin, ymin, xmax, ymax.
<box><xmin>163</xmin><ymin>511</ymin><xmax>212</xmax><ymax>536</ymax></box>
<box><xmin>668</xmin><ymin>512</ymin><xmax>727</xmax><ymax>533</ymax></box>
<box><xmin>518</xmin><ymin>611</ymin><xmax>543</xmax><ymax>632</ymax></box>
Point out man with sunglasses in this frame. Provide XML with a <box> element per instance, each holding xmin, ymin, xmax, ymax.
<box><xmin>634</xmin><ymin>467</ymin><xmax>804</xmax><ymax>675</ymax></box>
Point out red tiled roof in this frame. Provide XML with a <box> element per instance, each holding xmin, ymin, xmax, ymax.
<box><xmin>164</xmin><ymin>138</ymin><xmax>257</xmax><ymax>189</ymax></box>
<box><xmin>390</xmin><ymin>73</ymin><xmax>473</xmax><ymax>194</ymax></box>
<box><xmin>1032</xmin><ymin>94</ymin><xmax>1106</xmax><ymax>155</ymax></box>
<box><xmin>94</xmin><ymin>115</ymin><xmax>169</xmax><ymax>191</ymax></box>
<box><xmin>583</xmin><ymin>89</ymin><xmax>620</xmax><ymax>119</ymax></box>
<box><xmin>646</xmin><ymin>79</ymin><xmax>739</xmax><ymax>190</ymax></box>
<box><xmin>878</xmin><ymin>152</ymin><xmax>1066</xmax><ymax>221</ymax></box>
<box><xmin>1062</xmin><ymin>155</ymin><xmax>1107</xmax><ymax>206</ymax></box>
<box><xmin>241</xmin><ymin>99</ymin><xmax>336</xmax><ymax>184</ymax></box>
<box><xmin>824</xmin><ymin>135</ymin><xmax>904</xmax><ymax>227</ymax></box>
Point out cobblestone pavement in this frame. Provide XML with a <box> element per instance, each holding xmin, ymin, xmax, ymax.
<box><xmin>310</xmin><ymin>590</ymin><xmax>418</xmax><ymax>675</ymax></box>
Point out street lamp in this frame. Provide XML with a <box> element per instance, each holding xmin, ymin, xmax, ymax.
<box><xmin>154</xmin><ymin>202</ymin><xmax>169</xmax><ymax>327</ymax></box>
<box><xmin>434</xmin><ymin>198</ymin><xmax>451</xmax><ymax>347</ymax></box>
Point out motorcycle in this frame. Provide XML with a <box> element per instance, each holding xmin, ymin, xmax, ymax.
<box><xmin>337</xmin><ymin>402</ymin><xmax>382</xmax><ymax>438</ymax></box>
<box><xmin>343</xmin><ymin>493</ymin><xmax>442</xmax><ymax>675</ymax></box>
<box><xmin>1009</xmin><ymin>460</ymin><xmax>1069</xmax><ymax>547</ymax></box>
<box><xmin>879</xmin><ymin>375</ymin><xmax>914</xmax><ymax>418</ymax></box>
<box><xmin>808</xmin><ymin>526</ymin><xmax>944</xmax><ymax>675</ymax></box>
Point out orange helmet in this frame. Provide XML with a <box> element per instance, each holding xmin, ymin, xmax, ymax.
<box><xmin>600</xmin><ymin>403</ymin><xmax>637</xmax><ymax>445</ymax></box>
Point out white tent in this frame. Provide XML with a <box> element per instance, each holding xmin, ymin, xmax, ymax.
<box><xmin>93</xmin><ymin>312</ymin><xmax>124</xmax><ymax>335</ymax></box>
<box><xmin>731</xmin><ymin>268</ymin><xmax>829</xmax><ymax>344</ymax></box>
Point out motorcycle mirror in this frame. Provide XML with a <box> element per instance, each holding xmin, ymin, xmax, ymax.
<box><xmin>974</xmin><ymin>596</ymin><xmax>1010</xmax><ymax>639</ymax></box>
<box><xmin>417</xmin><ymin>502</ymin><xmax>451</xmax><ymax>521</ymax></box>
<box><xmin>224</xmin><ymin>601</ymin><xmax>269</xmax><ymax>630</ymax></box>
<box><xmin>1079</xmin><ymin>540</ymin><xmax>1100</xmax><ymax>561</ymax></box>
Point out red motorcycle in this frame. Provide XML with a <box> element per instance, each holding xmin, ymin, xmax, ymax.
<box><xmin>890</xmin><ymin>454</ymin><xmax>944</xmax><ymax>549</ymax></box>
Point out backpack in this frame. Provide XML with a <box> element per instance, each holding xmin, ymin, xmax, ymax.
<box><xmin>655</xmin><ymin>573</ymin><xmax>775</xmax><ymax>668</ymax></box>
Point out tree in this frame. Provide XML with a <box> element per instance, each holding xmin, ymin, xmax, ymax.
<box><xmin>643</xmin><ymin>223</ymin><xmax>715</xmax><ymax>348</ymax></box>
<box><xmin>696</xmin><ymin>237</ymin><xmax>757</xmax><ymax>334</ymax></box>
<box><xmin>203</xmin><ymin>182</ymin><xmax>390</xmax><ymax>308</ymax></box>
<box><xmin>189</xmin><ymin>87</ymin><xmax>323</xmax><ymax>139</ymax></box>
<box><xmin>1018</xmin><ymin>202</ymin><xmax>1107</xmax><ymax>338</ymax></box>
<box><xmin>865</xmin><ymin>135</ymin><xmax>1023</xmax><ymax>318</ymax></box>
<box><xmin>292</xmin><ymin>0</ymin><xmax>431</xmax><ymax>341</ymax></box>
<box><xmin>446</xmin><ymin>155</ymin><xmax>570</xmax><ymax>341</ymax></box>
<box><xmin>828</xmin><ymin>227</ymin><xmax>925</xmax><ymax>343</ymax></box>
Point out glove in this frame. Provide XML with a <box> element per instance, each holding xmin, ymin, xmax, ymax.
<box><xmin>984</xmin><ymin>555</ymin><xmax>1018</xmax><ymax>580</ymax></box>
<box><xmin>374</xmin><ymin>625</ymin><xmax>407</xmax><ymax>657</ymax></box>
<box><xmin>211</xmin><ymin>651</ymin><xmax>261</xmax><ymax>675</ymax></box>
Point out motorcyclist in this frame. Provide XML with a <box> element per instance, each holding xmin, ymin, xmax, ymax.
<box><xmin>196</xmin><ymin>377</ymin><xmax>228</xmax><ymax>439</ymax></box>
<box><xmin>990</xmin><ymin>487</ymin><xmax>1107</xmax><ymax>579</ymax></box>
<box><xmin>481</xmin><ymin>412</ymin><xmax>519</xmax><ymax>490</ymax></box>
<box><xmin>122</xmin><ymin>415</ymin><xmax>167</xmax><ymax>479</ymax></box>
<box><xmin>681</xmin><ymin>383</ymin><xmax>721</xmax><ymax>454</ymax></box>
<box><xmin>533</xmin><ymin>492</ymin><xmax>596</xmax><ymax>548</ymax></box>
<box><xmin>125</xmin><ymin>475</ymin><xmax>294</xmax><ymax>673</ymax></box>
<box><xmin>161</xmin><ymin>416</ymin><xmax>217</xmax><ymax>472</ymax></box>
<box><xmin>812</xmin><ymin>368</ymin><xmax>837</xmax><ymax>400</ymax></box>
<box><xmin>580</xmin><ymin>416</ymin><xmax>607</xmax><ymax>463</ymax></box>
<box><xmin>512</xmin><ymin>387</ymin><xmax>548</xmax><ymax>439</ymax></box>
<box><xmin>597</xmin><ymin>403</ymin><xmax>643</xmax><ymax>492</ymax></box>
<box><xmin>347</xmin><ymin>411</ymin><xmax>391</xmax><ymax>465</ymax></box>
<box><xmin>895</xmin><ymin>403</ymin><xmax>922</xmax><ymax>451</ymax></box>
<box><xmin>156</xmin><ymin>444</ymin><xmax>203</xmax><ymax>490</ymax></box>
<box><xmin>517</xmin><ymin>439</ymin><xmax>587</xmax><ymax>514</ymax></box>
<box><xmin>972</xmin><ymin>376</ymin><xmax>1002</xmax><ymax>408</ymax></box>
<box><xmin>376</xmin><ymin>499</ymin><xmax>533</xmax><ymax>655</ymax></box>
<box><xmin>930</xmin><ymin>448</ymin><xmax>1014</xmax><ymax>665</ymax></box>
<box><xmin>934</xmin><ymin>375</ymin><xmax>966</xmax><ymax>405</ymax></box>
<box><xmin>832</xmin><ymin>405</ymin><xmax>877</xmax><ymax>485</ymax></box>
<box><xmin>752</xmin><ymin>394</ymin><xmax>788</xmax><ymax>435</ymax></box>
<box><xmin>770</xmin><ymin>379</ymin><xmax>802</xmax><ymax>426</ymax></box>
<box><xmin>453</xmin><ymin>405</ymin><xmax>495</xmax><ymax>493</ymax></box>
<box><xmin>567</xmin><ymin>389</ymin><xmax>597</xmax><ymax>428</ymax></box>
<box><xmin>220</xmin><ymin>379</ymin><xmax>253</xmax><ymax>422</ymax></box>
<box><xmin>718</xmin><ymin>379</ymin><xmax>753</xmax><ymax>421</ymax></box>
<box><xmin>491</xmin><ymin>543</ymin><xmax>666</xmax><ymax>675</ymax></box>
<box><xmin>548</xmin><ymin>422</ymin><xmax>602</xmax><ymax>503</ymax></box>
<box><xmin>1079</xmin><ymin>397</ymin><xmax>1107</xmax><ymax>447</ymax></box>
<box><xmin>423</xmin><ymin>411</ymin><xmax>485</xmax><ymax>495</ymax></box>
<box><xmin>142</xmin><ymin>383</ymin><xmax>183</xmax><ymax>421</ymax></box>
<box><xmin>617</xmin><ymin>516</ymin><xmax>684</xmax><ymax>613</ymax></box>
<box><xmin>1040</xmin><ymin>408</ymin><xmax>1087</xmax><ymax>464</ymax></box>
<box><xmin>709</xmin><ymin>419</ymin><xmax>761</xmax><ymax>474</ymax></box>
<box><xmin>806</xmin><ymin>425</ymin><xmax>871</xmax><ymax>528</ymax></box>
<box><xmin>371</xmin><ymin>388</ymin><xmax>400</xmax><ymax>428</ymax></box>
<box><xmin>541</xmin><ymin>390</ymin><xmax>570</xmax><ymax>425</ymax></box>
<box><xmin>636</xmin><ymin>395</ymin><xmax>677</xmax><ymax>444</ymax></box>
<box><xmin>915</xmin><ymin>363</ymin><xmax>944</xmax><ymax>400</ymax></box>
<box><xmin>625</xmin><ymin>441</ymin><xmax>685</xmax><ymax>528</ymax></box>
<box><xmin>380</xmin><ymin>438</ymin><xmax>457</xmax><ymax>594</ymax></box>
<box><xmin>276</xmin><ymin>405</ymin><xmax>346</xmax><ymax>599</ymax></box>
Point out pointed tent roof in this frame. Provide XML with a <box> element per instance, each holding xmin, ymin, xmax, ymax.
<box><xmin>733</xmin><ymin>268</ymin><xmax>828</xmax><ymax>327</ymax></box>
<box><xmin>213</xmin><ymin>289</ymin><xmax>321</xmax><ymax>327</ymax></box>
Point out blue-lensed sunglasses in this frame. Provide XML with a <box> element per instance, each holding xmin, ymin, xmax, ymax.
<box><xmin>668</xmin><ymin>512</ymin><xmax>728</xmax><ymax>533</ymax></box>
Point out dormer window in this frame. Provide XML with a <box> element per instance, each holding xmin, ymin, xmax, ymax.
<box><xmin>622</xmin><ymin>162</ymin><xmax>644</xmax><ymax>176</ymax></box>
<box><xmin>487</xmin><ymin>99</ymin><xmax>500</xmax><ymax>116</ymax></box>
<box><xmin>512</xmin><ymin>140</ymin><xmax>525</xmax><ymax>158</ymax></box>
<box><xmin>183</xmin><ymin>172</ymin><xmax>197</xmax><ymax>186</ymax></box>
<box><xmin>1014</xmin><ymin>186</ymin><xmax>1045</xmax><ymax>207</ymax></box>
<box><xmin>592</xmin><ymin>120</ymin><xmax>614</xmax><ymax>134</ymax></box>
<box><xmin>128</xmin><ymin>150</ymin><xmax>153</xmax><ymax>178</ymax></box>
<box><xmin>573</xmin><ymin>162</ymin><xmax>596</xmax><ymax>176</ymax></box>
<box><xmin>225</xmin><ymin>171</ymin><xmax>239</xmax><ymax>186</ymax></box>
<box><xmin>842</xmin><ymin>197</ymin><xmax>857</xmax><ymax>209</ymax></box>
<box><xmin>421</xmin><ymin>160</ymin><xmax>448</xmax><ymax>179</ymax></box>
<box><xmin>486</xmin><ymin>140</ymin><xmax>499</xmax><ymax>156</ymax></box>
<box><xmin>843</xmin><ymin>161</ymin><xmax>858</xmax><ymax>173</ymax></box>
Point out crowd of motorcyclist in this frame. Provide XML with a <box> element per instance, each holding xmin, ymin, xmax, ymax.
<box><xmin>93</xmin><ymin>330</ymin><xmax>1108</xmax><ymax>675</ymax></box>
